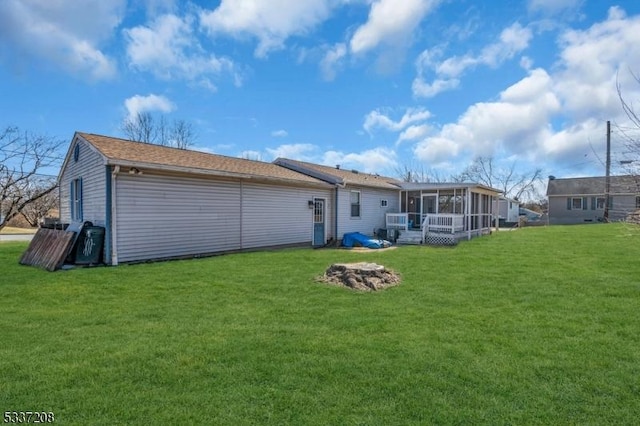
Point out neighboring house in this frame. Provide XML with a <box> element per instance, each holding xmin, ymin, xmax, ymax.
<box><xmin>59</xmin><ymin>133</ymin><xmax>335</xmax><ymax>265</ymax></box>
<box><xmin>546</xmin><ymin>175</ymin><xmax>640</xmax><ymax>225</ymax></box>
<box><xmin>493</xmin><ymin>196</ymin><xmax>520</xmax><ymax>225</ymax></box>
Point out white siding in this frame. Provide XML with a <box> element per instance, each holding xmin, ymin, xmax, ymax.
<box><xmin>336</xmin><ymin>186</ymin><xmax>399</xmax><ymax>238</ymax></box>
<box><xmin>114</xmin><ymin>173</ymin><xmax>334</xmax><ymax>263</ymax></box>
<box><xmin>241</xmin><ymin>182</ymin><xmax>333</xmax><ymax>248</ymax></box>
<box><xmin>59</xmin><ymin>139</ymin><xmax>107</xmax><ymax>226</ymax></box>
<box><xmin>115</xmin><ymin>174</ymin><xmax>241</xmax><ymax>263</ymax></box>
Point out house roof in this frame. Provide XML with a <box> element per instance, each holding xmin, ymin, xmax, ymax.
<box><xmin>546</xmin><ymin>175</ymin><xmax>640</xmax><ymax>196</ymax></box>
<box><xmin>74</xmin><ymin>132</ymin><xmax>332</xmax><ymax>187</ymax></box>
<box><xmin>273</xmin><ymin>158</ymin><xmax>403</xmax><ymax>189</ymax></box>
<box><xmin>399</xmin><ymin>181</ymin><xmax>503</xmax><ymax>194</ymax></box>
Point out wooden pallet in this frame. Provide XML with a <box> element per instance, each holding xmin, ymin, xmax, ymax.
<box><xmin>19</xmin><ymin>228</ymin><xmax>76</xmax><ymax>271</ymax></box>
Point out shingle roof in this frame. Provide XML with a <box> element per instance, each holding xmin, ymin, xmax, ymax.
<box><xmin>274</xmin><ymin>158</ymin><xmax>403</xmax><ymax>189</ymax></box>
<box><xmin>546</xmin><ymin>175</ymin><xmax>640</xmax><ymax>196</ymax></box>
<box><xmin>77</xmin><ymin>132</ymin><xmax>331</xmax><ymax>187</ymax></box>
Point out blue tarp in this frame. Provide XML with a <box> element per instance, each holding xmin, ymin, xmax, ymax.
<box><xmin>342</xmin><ymin>232</ymin><xmax>390</xmax><ymax>249</ymax></box>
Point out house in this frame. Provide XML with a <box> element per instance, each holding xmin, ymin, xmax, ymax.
<box><xmin>57</xmin><ymin>132</ymin><xmax>502</xmax><ymax>265</ymax></box>
<box><xmin>59</xmin><ymin>133</ymin><xmax>336</xmax><ymax>265</ymax></box>
<box><xmin>546</xmin><ymin>175</ymin><xmax>640</xmax><ymax>225</ymax></box>
<box><xmin>273</xmin><ymin>158</ymin><xmax>402</xmax><ymax>239</ymax></box>
<box><xmin>492</xmin><ymin>196</ymin><xmax>520</xmax><ymax>226</ymax></box>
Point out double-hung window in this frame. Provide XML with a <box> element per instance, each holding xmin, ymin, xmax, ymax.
<box><xmin>70</xmin><ymin>178</ymin><xmax>83</xmax><ymax>221</ymax></box>
<box><xmin>350</xmin><ymin>191</ymin><xmax>361</xmax><ymax>218</ymax></box>
<box><xmin>571</xmin><ymin>197</ymin><xmax>583</xmax><ymax>210</ymax></box>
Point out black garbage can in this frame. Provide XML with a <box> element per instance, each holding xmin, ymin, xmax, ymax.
<box><xmin>74</xmin><ymin>226</ymin><xmax>105</xmax><ymax>265</ymax></box>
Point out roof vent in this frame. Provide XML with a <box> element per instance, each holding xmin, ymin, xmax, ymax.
<box><xmin>336</xmin><ymin>165</ymin><xmax>340</xmax><ymax>169</ymax></box>
<box><xmin>548</xmin><ymin>175</ymin><xmax>556</xmax><ymax>180</ymax></box>
<box><xmin>351</xmin><ymin>169</ymin><xmax>359</xmax><ymax>174</ymax></box>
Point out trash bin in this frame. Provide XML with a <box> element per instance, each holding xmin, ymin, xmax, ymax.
<box><xmin>376</xmin><ymin>228</ymin><xmax>387</xmax><ymax>240</ymax></box>
<box><xmin>73</xmin><ymin>225</ymin><xmax>105</xmax><ymax>265</ymax></box>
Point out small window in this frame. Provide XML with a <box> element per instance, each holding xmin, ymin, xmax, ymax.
<box><xmin>380</xmin><ymin>199</ymin><xmax>388</xmax><ymax>208</ymax></box>
<box><xmin>596</xmin><ymin>197</ymin><xmax>605</xmax><ymax>209</ymax></box>
<box><xmin>636</xmin><ymin>196</ymin><xmax>640</xmax><ymax>209</ymax></box>
<box><xmin>571</xmin><ymin>197</ymin><xmax>583</xmax><ymax>210</ymax></box>
<box><xmin>350</xmin><ymin>191</ymin><xmax>361</xmax><ymax>218</ymax></box>
<box><xmin>70</xmin><ymin>178</ymin><xmax>83</xmax><ymax>221</ymax></box>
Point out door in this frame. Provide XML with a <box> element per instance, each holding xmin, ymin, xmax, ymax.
<box><xmin>421</xmin><ymin>194</ymin><xmax>437</xmax><ymax>226</ymax></box>
<box><xmin>313</xmin><ymin>198</ymin><xmax>325</xmax><ymax>246</ymax></box>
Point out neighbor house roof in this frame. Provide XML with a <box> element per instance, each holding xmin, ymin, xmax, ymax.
<box><xmin>273</xmin><ymin>158</ymin><xmax>403</xmax><ymax>189</ymax></box>
<box><xmin>73</xmin><ymin>132</ymin><xmax>332</xmax><ymax>187</ymax></box>
<box><xmin>546</xmin><ymin>175</ymin><xmax>640</xmax><ymax>196</ymax></box>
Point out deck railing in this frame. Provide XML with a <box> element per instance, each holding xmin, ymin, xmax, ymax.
<box><xmin>385</xmin><ymin>213</ymin><xmax>409</xmax><ymax>230</ymax></box>
<box><xmin>421</xmin><ymin>214</ymin><xmax>465</xmax><ymax>242</ymax></box>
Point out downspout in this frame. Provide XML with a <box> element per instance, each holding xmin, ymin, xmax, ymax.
<box><xmin>334</xmin><ymin>185</ymin><xmax>339</xmax><ymax>243</ymax></box>
<box><xmin>466</xmin><ymin>188</ymin><xmax>471</xmax><ymax>241</ymax></box>
<box><xmin>111</xmin><ymin>165</ymin><xmax>120</xmax><ymax>265</ymax></box>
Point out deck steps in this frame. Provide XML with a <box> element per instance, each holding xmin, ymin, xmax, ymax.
<box><xmin>395</xmin><ymin>230</ymin><xmax>423</xmax><ymax>245</ymax></box>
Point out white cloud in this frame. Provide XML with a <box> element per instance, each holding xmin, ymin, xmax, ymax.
<box><xmin>364</xmin><ymin>107</ymin><xmax>432</xmax><ymax>134</ymax></box>
<box><xmin>124</xmin><ymin>94</ymin><xmax>176</xmax><ymax>119</ymax></box>
<box><xmin>271</xmin><ymin>130</ymin><xmax>289</xmax><ymax>138</ymax></box>
<box><xmin>320</xmin><ymin>43</ymin><xmax>347</xmax><ymax>81</ymax></box>
<box><xmin>553</xmin><ymin>6</ymin><xmax>640</xmax><ymax>121</ymax></box>
<box><xmin>350</xmin><ymin>0</ymin><xmax>439</xmax><ymax>55</ymax></box>
<box><xmin>412</xmin><ymin>77</ymin><xmax>460</xmax><ymax>98</ymax></box>
<box><xmin>413</xmin><ymin>22</ymin><xmax>533</xmax><ymax>98</ymax></box>
<box><xmin>322</xmin><ymin>147</ymin><xmax>398</xmax><ymax>174</ymax></box>
<box><xmin>396</xmin><ymin>124</ymin><xmax>431</xmax><ymax>145</ymax></box>
<box><xmin>124</xmin><ymin>13</ymin><xmax>238</xmax><ymax>88</ymax></box>
<box><xmin>266</xmin><ymin>143</ymin><xmax>317</xmax><ymax>161</ymax></box>
<box><xmin>200</xmin><ymin>0</ymin><xmax>333</xmax><ymax>58</ymax></box>
<box><xmin>413</xmin><ymin>68</ymin><xmax>560</xmax><ymax>164</ymax></box>
<box><xmin>0</xmin><ymin>0</ymin><xmax>123</xmax><ymax>79</ymax></box>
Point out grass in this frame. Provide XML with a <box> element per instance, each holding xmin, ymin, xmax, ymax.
<box><xmin>1</xmin><ymin>224</ymin><xmax>639</xmax><ymax>425</ymax></box>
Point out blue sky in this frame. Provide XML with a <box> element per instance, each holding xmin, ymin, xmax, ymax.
<box><xmin>2</xmin><ymin>0</ymin><xmax>640</xmax><ymax>188</ymax></box>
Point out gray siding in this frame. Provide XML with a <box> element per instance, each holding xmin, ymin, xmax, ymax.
<box><xmin>114</xmin><ymin>173</ymin><xmax>241</xmax><ymax>263</ymax></box>
<box><xmin>336</xmin><ymin>186</ymin><xmax>399</xmax><ymax>238</ymax></box>
<box><xmin>548</xmin><ymin>194</ymin><xmax>638</xmax><ymax>224</ymax></box>
<box><xmin>241</xmin><ymin>183</ymin><xmax>333</xmax><ymax>248</ymax></box>
<box><xmin>59</xmin><ymin>139</ymin><xmax>107</xmax><ymax>226</ymax></box>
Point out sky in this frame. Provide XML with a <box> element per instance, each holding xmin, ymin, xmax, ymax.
<box><xmin>2</xmin><ymin>0</ymin><xmax>640</xmax><ymax>193</ymax></box>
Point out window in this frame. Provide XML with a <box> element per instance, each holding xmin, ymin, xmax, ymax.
<box><xmin>350</xmin><ymin>191</ymin><xmax>361</xmax><ymax>217</ymax></box>
<box><xmin>70</xmin><ymin>178</ymin><xmax>83</xmax><ymax>221</ymax></box>
<box><xmin>636</xmin><ymin>196</ymin><xmax>640</xmax><ymax>209</ymax></box>
<box><xmin>380</xmin><ymin>199</ymin><xmax>388</xmax><ymax>208</ymax></box>
<box><xmin>571</xmin><ymin>197</ymin><xmax>583</xmax><ymax>210</ymax></box>
<box><xmin>596</xmin><ymin>197</ymin><xmax>605</xmax><ymax>209</ymax></box>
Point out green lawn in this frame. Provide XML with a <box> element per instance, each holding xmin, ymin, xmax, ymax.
<box><xmin>1</xmin><ymin>224</ymin><xmax>639</xmax><ymax>425</ymax></box>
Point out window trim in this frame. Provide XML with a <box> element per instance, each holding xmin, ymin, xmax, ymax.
<box><xmin>596</xmin><ymin>197</ymin><xmax>605</xmax><ymax>210</ymax></box>
<box><xmin>70</xmin><ymin>178</ymin><xmax>83</xmax><ymax>222</ymax></box>
<box><xmin>350</xmin><ymin>190</ymin><xmax>361</xmax><ymax>218</ymax></box>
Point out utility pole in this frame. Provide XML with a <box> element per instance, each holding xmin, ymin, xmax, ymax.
<box><xmin>604</xmin><ymin>120</ymin><xmax>611</xmax><ymax>222</ymax></box>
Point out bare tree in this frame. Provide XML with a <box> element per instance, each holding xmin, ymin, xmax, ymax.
<box><xmin>170</xmin><ymin>119</ymin><xmax>195</xmax><ymax>149</ymax></box>
<box><xmin>122</xmin><ymin>112</ymin><xmax>156</xmax><ymax>144</ymax></box>
<box><xmin>20</xmin><ymin>187</ymin><xmax>59</xmax><ymax>227</ymax></box>
<box><xmin>394</xmin><ymin>161</ymin><xmax>449</xmax><ymax>183</ymax></box>
<box><xmin>0</xmin><ymin>126</ymin><xmax>63</xmax><ymax>231</ymax></box>
<box><xmin>617</xmin><ymin>70</ymin><xmax>640</xmax><ymax>175</ymax></box>
<box><xmin>456</xmin><ymin>156</ymin><xmax>543</xmax><ymax>200</ymax></box>
<box><xmin>121</xmin><ymin>113</ymin><xmax>196</xmax><ymax>149</ymax></box>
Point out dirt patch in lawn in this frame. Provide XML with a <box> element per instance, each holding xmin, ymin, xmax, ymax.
<box><xmin>318</xmin><ymin>262</ymin><xmax>401</xmax><ymax>291</ymax></box>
